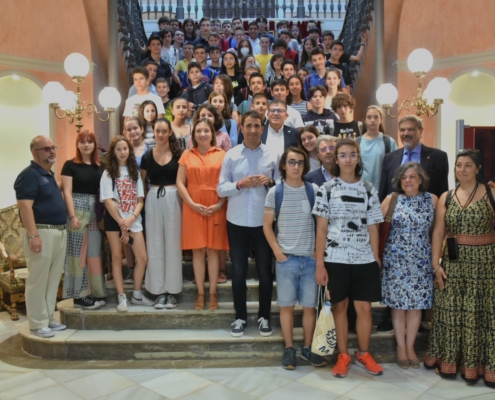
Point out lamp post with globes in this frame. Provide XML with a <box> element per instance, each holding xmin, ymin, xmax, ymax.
<box><xmin>376</xmin><ymin>48</ymin><xmax>452</xmax><ymax>118</ymax></box>
<box><xmin>42</xmin><ymin>53</ymin><xmax>121</xmax><ymax>133</ymax></box>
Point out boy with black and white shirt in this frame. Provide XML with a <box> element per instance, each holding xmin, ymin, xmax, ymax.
<box><xmin>264</xmin><ymin>147</ymin><xmax>326</xmax><ymax>370</ymax></box>
<box><xmin>313</xmin><ymin>138</ymin><xmax>384</xmax><ymax>379</ymax></box>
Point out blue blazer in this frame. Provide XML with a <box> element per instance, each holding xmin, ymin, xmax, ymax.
<box><xmin>305</xmin><ymin>168</ymin><xmax>326</xmax><ymax>187</ymax></box>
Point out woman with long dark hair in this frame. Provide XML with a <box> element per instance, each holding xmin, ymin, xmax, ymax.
<box><xmin>220</xmin><ymin>50</ymin><xmax>247</xmax><ymax>98</ymax></box>
<box><xmin>61</xmin><ymin>131</ymin><xmax>107</xmax><ymax>310</ymax></box>
<box><xmin>183</xmin><ymin>18</ymin><xmax>196</xmax><ymax>42</ymax></box>
<box><xmin>140</xmin><ymin>119</ymin><xmax>184</xmax><ymax>309</ymax></box>
<box><xmin>425</xmin><ymin>149</ymin><xmax>495</xmax><ymax>387</ymax></box>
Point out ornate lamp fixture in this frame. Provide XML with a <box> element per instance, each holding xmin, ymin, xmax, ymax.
<box><xmin>376</xmin><ymin>48</ymin><xmax>451</xmax><ymax>118</ymax></box>
<box><xmin>42</xmin><ymin>53</ymin><xmax>121</xmax><ymax>132</ymax></box>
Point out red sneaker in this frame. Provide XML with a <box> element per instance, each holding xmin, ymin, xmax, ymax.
<box><xmin>332</xmin><ymin>353</ymin><xmax>352</xmax><ymax>378</ymax></box>
<box><xmin>355</xmin><ymin>351</ymin><xmax>383</xmax><ymax>375</ymax></box>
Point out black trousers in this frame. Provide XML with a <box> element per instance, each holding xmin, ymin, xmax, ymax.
<box><xmin>227</xmin><ymin>221</ymin><xmax>273</xmax><ymax>322</ymax></box>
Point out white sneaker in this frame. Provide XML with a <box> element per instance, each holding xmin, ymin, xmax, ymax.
<box><xmin>30</xmin><ymin>327</ymin><xmax>55</xmax><ymax>338</ymax></box>
<box><xmin>48</xmin><ymin>322</ymin><xmax>67</xmax><ymax>331</ymax></box>
<box><xmin>117</xmin><ymin>294</ymin><xmax>129</xmax><ymax>312</ymax></box>
<box><xmin>131</xmin><ymin>291</ymin><xmax>155</xmax><ymax>306</ymax></box>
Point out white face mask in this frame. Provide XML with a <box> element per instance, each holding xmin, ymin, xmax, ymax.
<box><xmin>240</xmin><ymin>47</ymin><xmax>250</xmax><ymax>57</ymax></box>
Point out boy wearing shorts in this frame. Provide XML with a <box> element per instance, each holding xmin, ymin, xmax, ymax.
<box><xmin>264</xmin><ymin>147</ymin><xmax>326</xmax><ymax>370</ymax></box>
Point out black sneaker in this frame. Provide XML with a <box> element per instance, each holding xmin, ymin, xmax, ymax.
<box><xmin>89</xmin><ymin>295</ymin><xmax>107</xmax><ymax>307</ymax></box>
<box><xmin>231</xmin><ymin>319</ymin><xmax>247</xmax><ymax>337</ymax></box>
<box><xmin>154</xmin><ymin>295</ymin><xmax>167</xmax><ymax>309</ymax></box>
<box><xmin>282</xmin><ymin>347</ymin><xmax>297</xmax><ymax>370</ymax></box>
<box><xmin>301</xmin><ymin>347</ymin><xmax>328</xmax><ymax>367</ymax></box>
<box><xmin>73</xmin><ymin>296</ymin><xmax>102</xmax><ymax>310</ymax></box>
<box><xmin>258</xmin><ymin>317</ymin><xmax>273</xmax><ymax>337</ymax></box>
<box><xmin>165</xmin><ymin>294</ymin><xmax>178</xmax><ymax>309</ymax></box>
<box><xmin>124</xmin><ymin>268</ymin><xmax>134</xmax><ymax>284</ymax></box>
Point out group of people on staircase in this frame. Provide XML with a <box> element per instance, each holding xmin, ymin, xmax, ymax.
<box><xmin>12</xmin><ymin>16</ymin><xmax>495</xmax><ymax>388</ymax></box>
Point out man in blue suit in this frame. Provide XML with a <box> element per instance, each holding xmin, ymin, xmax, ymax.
<box><xmin>305</xmin><ymin>135</ymin><xmax>337</xmax><ymax>186</ymax></box>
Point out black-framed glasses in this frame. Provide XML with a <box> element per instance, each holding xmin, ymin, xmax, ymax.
<box><xmin>268</xmin><ymin>108</ymin><xmax>285</xmax><ymax>114</ymax></box>
<box><xmin>34</xmin><ymin>146</ymin><xmax>57</xmax><ymax>153</ymax></box>
<box><xmin>320</xmin><ymin>146</ymin><xmax>336</xmax><ymax>153</ymax></box>
<box><xmin>287</xmin><ymin>159</ymin><xmax>305</xmax><ymax>167</ymax></box>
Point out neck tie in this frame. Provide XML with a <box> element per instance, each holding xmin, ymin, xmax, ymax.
<box><xmin>405</xmin><ymin>151</ymin><xmax>412</xmax><ymax>162</ymax></box>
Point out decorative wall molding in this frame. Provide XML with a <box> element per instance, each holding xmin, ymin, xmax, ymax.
<box><xmin>392</xmin><ymin>49</ymin><xmax>495</xmax><ymax>73</ymax></box>
<box><xmin>0</xmin><ymin>54</ymin><xmax>96</xmax><ymax>74</ymax></box>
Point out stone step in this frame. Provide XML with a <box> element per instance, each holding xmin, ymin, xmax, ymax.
<box><xmin>20</xmin><ymin>322</ymin><xmax>429</xmax><ymax>361</ymax></box>
<box><xmin>58</xmin><ymin>299</ymin><xmax>388</xmax><ymax>331</ymax></box>
<box><xmin>108</xmin><ymin>279</ymin><xmax>277</xmax><ymax>303</ymax></box>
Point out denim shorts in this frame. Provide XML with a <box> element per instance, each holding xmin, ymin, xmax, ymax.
<box><xmin>276</xmin><ymin>255</ymin><xmax>318</xmax><ymax>308</ymax></box>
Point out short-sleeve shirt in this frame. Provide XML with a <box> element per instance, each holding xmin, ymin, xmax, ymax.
<box><xmin>100</xmin><ymin>166</ymin><xmax>145</xmax><ymax>232</ymax></box>
<box><xmin>312</xmin><ymin>177</ymin><xmax>383</xmax><ymax>264</ymax></box>
<box><xmin>61</xmin><ymin>160</ymin><xmax>105</xmax><ymax>195</ymax></box>
<box><xmin>14</xmin><ymin>161</ymin><xmax>67</xmax><ymax>225</ymax></box>
<box><xmin>140</xmin><ymin>149</ymin><xmax>181</xmax><ymax>187</ymax></box>
<box><xmin>265</xmin><ymin>182</ymin><xmax>319</xmax><ymax>257</ymax></box>
<box><xmin>334</xmin><ymin>120</ymin><xmax>362</xmax><ymax>139</ymax></box>
<box><xmin>123</xmin><ymin>93</ymin><xmax>166</xmax><ymax>118</ymax></box>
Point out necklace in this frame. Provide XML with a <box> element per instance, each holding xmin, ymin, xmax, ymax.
<box><xmin>454</xmin><ymin>182</ymin><xmax>479</xmax><ymax>211</ymax></box>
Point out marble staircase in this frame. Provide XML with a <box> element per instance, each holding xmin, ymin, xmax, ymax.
<box><xmin>20</xmin><ymin>261</ymin><xmax>430</xmax><ymax>362</ymax></box>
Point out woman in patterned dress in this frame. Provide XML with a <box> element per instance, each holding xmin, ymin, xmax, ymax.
<box><xmin>61</xmin><ymin>131</ymin><xmax>107</xmax><ymax>309</ymax></box>
<box><xmin>425</xmin><ymin>149</ymin><xmax>495</xmax><ymax>387</ymax></box>
<box><xmin>381</xmin><ymin>162</ymin><xmax>437</xmax><ymax>368</ymax></box>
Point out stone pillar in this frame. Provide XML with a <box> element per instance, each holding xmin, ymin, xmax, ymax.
<box><xmin>108</xmin><ymin>0</ymin><xmax>120</xmax><ymax>138</ymax></box>
<box><xmin>176</xmin><ymin>0</ymin><xmax>185</xmax><ymax>19</ymax></box>
<box><xmin>297</xmin><ymin>0</ymin><xmax>305</xmax><ymax>18</ymax></box>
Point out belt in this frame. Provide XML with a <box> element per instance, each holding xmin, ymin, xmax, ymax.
<box><xmin>36</xmin><ymin>224</ymin><xmax>66</xmax><ymax>230</ymax></box>
<box><xmin>455</xmin><ymin>233</ymin><xmax>495</xmax><ymax>246</ymax></box>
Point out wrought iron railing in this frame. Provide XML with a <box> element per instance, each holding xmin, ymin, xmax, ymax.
<box><xmin>118</xmin><ymin>0</ymin><xmax>148</xmax><ymax>84</ymax></box>
<box><xmin>338</xmin><ymin>0</ymin><xmax>374</xmax><ymax>89</ymax></box>
<box><xmin>138</xmin><ymin>0</ymin><xmax>348</xmax><ymax>20</ymax></box>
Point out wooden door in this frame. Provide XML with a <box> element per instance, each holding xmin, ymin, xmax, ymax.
<box><xmin>464</xmin><ymin>127</ymin><xmax>495</xmax><ymax>184</ymax></box>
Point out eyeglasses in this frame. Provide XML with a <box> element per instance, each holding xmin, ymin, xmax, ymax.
<box><xmin>337</xmin><ymin>153</ymin><xmax>358</xmax><ymax>160</ymax></box>
<box><xmin>268</xmin><ymin>108</ymin><xmax>285</xmax><ymax>114</ymax></box>
<box><xmin>34</xmin><ymin>146</ymin><xmax>57</xmax><ymax>153</ymax></box>
<box><xmin>287</xmin><ymin>159</ymin><xmax>305</xmax><ymax>167</ymax></box>
<box><xmin>320</xmin><ymin>146</ymin><xmax>336</xmax><ymax>153</ymax></box>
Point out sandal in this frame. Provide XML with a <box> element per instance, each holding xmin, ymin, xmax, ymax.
<box><xmin>194</xmin><ymin>294</ymin><xmax>205</xmax><ymax>310</ymax></box>
<box><xmin>208</xmin><ymin>293</ymin><xmax>218</xmax><ymax>310</ymax></box>
<box><xmin>217</xmin><ymin>272</ymin><xmax>227</xmax><ymax>284</ymax></box>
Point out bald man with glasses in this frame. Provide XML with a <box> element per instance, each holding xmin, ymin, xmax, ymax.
<box><xmin>14</xmin><ymin>135</ymin><xmax>68</xmax><ymax>338</ymax></box>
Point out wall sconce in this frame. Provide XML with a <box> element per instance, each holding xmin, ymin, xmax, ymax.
<box><xmin>376</xmin><ymin>48</ymin><xmax>451</xmax><ymax>118</ymax></box>
<box><xmin>42</xmin><ymin>53</ymin><xmax>121</xmax><ymax>132</ymax></box>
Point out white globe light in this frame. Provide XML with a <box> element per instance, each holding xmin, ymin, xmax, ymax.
<box><xmin>60</xmin><ymin>91</ymin><xmax>78</xmax><ymax>111</ymax></box>
<box><xmin>64</xmin><ymin>53</ymin><xmax>90</xmax><ymax>77</ymax></box>
<box><xmin>99</xmin><ymin>87</ymin><xmax>121</xmax><ymax>109</ymax></box>
<box><xmin>376</xmin><ymin>83</ymin><xmax>398</xmax><ymax>105</ymax></box>
<box><xmin>426</xmin><ymin>77</ymin><xmax>452</xmax><ymax>100</ymax></box>
<box><xmin>42</xmin><ymin>82</ymin><xmax>66</xmax><ymax>104</ymax></box>
<box><xmin>407</xmin><ymin>48</ymin><xmax>434</xmax><ymax>73</ymax></box>
<box><xmin>422</xmin><ymin>87</ymin><xmax>435</xmax><ymax>103</ymax></box>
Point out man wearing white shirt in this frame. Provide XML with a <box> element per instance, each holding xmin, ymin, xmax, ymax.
<box><xmin>270</xmin><ymin>79</ymin><xmax>304</xmax><ymax>129</ymax></box>
<box><xmin>248</xmin><ymin>22</ymin><xmax>262</xmax><ymax>55</ymax></box>
<box><xmin>217</xmin><ymin>111</ymin><xmax>278</xmax><ymax>338</ymax></box>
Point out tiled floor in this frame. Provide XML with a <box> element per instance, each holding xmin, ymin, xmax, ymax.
<box><xmin>0</xmin><ymin>311</ymin><xmax>493</xmax><ymax>399</ymax></box>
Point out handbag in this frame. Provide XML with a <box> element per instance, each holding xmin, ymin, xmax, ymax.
<box><xmin>311</xmin><ymin>286</ymin><xmax>337</xmax><ymax>356</ymax></box>
<box><xmin>378</xmin><ymin>192</ymin><xmax>399</xmax><ymax>260</ymax></box>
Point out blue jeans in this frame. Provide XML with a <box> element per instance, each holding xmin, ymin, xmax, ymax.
<box><xmin>276</xmin><ymin>255</ymin><xmax>317</xmax><ymax>308</ymax></box>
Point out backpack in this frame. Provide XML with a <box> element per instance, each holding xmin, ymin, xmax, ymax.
<box><xmin>274</xmin><ymin>181</ymin><xmax>315</xmax><ymax>235</ymax></box>
<box><xmin>355</xmin><ymin>134</ymin><xmax>392</xmax><ymax>154</ymax></box>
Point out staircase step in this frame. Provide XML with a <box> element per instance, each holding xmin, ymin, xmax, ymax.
<box><xmin>58</xmin><ymin>299</ymin><xmax>388</xmax><ymax>330</ymax></box>
<box><xmin>20</xmin><ymin>322</ymin><xmax>428</xmax><ymax>361</ymax></box>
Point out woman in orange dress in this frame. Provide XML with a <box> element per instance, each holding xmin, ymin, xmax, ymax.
<box><xmin>177</xmin><ymin>118</ymin><xmax>229</xmax><ymax>311</ymax></box>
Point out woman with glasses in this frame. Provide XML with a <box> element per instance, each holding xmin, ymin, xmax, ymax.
<box><xmin>61</xmin><ymin>131</ymin><xmax>106</xmax><ymax>310</ymax></box>
<box><xmin>313</xmin><ymin>138</ymin><xmax>384</xmax><ymax>379</ymax></box>
<box><xmin>425</xmin><ymin>149</ymin><xmax>495</xmax><ymax>387</ymax></box>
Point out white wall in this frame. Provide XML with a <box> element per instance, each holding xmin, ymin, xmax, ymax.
<box><xmin>440</xmin><ymin>71</ymin><xmax>495</xmax><ymax>189</ymax></box>
<box><xmin>0</xmin><ymin>75</ymin><xmax>50</xmax><ymax>209</ymax></box>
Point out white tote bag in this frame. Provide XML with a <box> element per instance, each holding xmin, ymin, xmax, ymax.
<box><xmin>311</xmin><ymin>286</ymin><xmax>337</xmax><ymax>356</ymax></box>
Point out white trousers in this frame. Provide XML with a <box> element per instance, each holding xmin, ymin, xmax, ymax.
<box><xmin>23</xmin><ymin>228</ymin><xmax>67</xmax><ymax>330</ymax></box>
<box><xmin>145</xmin><ymin>186</ymin><xmax>183</xmax><ymax>295</ymax></box>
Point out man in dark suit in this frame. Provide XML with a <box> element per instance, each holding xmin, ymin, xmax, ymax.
<box><xmin>261</xmin><ymin>100</ymin><xmax>300</xmax><ymax>160</ymax></box>
<box><xmin>377</xmin><ymin>115</ymin><xmax>449</xmax><ymax>332</ymax></box>
<box><xmin>305</xmin><ymin>134</ymin><xmax>337</xmax><ymax>186</ymax></box>
<box><xmin>379</xmin><ymin>115</ymin><xmax>449</xmax><ymax>202</ymax></box>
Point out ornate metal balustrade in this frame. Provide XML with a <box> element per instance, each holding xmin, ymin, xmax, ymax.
<box><xmin>338</xmin><ymin>0</ymin><xmax>374</xmax><ymax>89</ymax></box>
<box><xmin>138</xmin><ymin>0</ymin><xmax>348</xmax><ymax>20</ymax></box>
